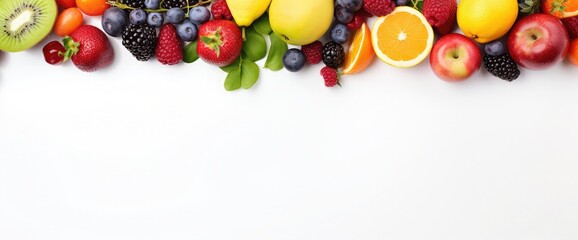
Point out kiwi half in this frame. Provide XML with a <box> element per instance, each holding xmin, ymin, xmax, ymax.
<box><xmin>0</xmin><ymin>0</ymin><xmax>57</xmax><ymax>52</ymax></box>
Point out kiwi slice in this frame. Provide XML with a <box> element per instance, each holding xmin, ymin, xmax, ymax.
<box><xmin>0</xmin><ymin>0</ymin><xmax>57</xmax><ymax>52</ymax></box>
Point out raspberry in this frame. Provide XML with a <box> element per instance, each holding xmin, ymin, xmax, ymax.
<box><xmin>156</xmin><ymin>24</ymin><xmax>183</xmax><ymax>65</ymax></box>
<box><xmin>211</xmin><ymin>0</ymin><xmax>233</xmax><ymax>20</ymax></box>
<box><xmin>363</xmin><ymin>0</ymin><xmax>396</xmax><ymax>17</ymax></box>
<box><xmin>347</xmin><ymin>13</ymin><xmax>366</xmax><ymax>30</ymax></box>
<box><xmin>301</xmin><ymin>41</ymin><xmax>323</xmax><ymax>64</ymax></box>
<box><xmin>321</xmin><ymin>67</ymin><xmax>340</xmax><ymax>87</ymax></box>
<box><xmin>423</xmin><ymin>0</ymin><xmax>457</xmax><ymax>35</ymax></box>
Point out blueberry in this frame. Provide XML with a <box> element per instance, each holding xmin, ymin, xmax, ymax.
<box><xmin>282</xmin><ymin>48</ymin><xmax>306</xmax><ymax>72</ymax></box>
<box><xmin>129</xmin><ymin>9</ymin><xmax>147</xmax><ymax>25</ymax></box>
<box><xmin>330</xmin><ymin>24</ymin><xmax>351</xmax><ymax>44</ymax></box>
<box><xmin>189</xmin><ymin>6</ymin><xmax>210</xmax><ymax>25</ymax></box>
<box><xmin>144</xmin><ymin>0</ymin><xmax>160</xmax><ymax>9</ymax></box>
<box><xmin>147</xmin><ymin>12</ymin><xmax>163</xmax><ymax>28</ymax></box>
<box><xmin>485</xmin><ymin>41</ymin><xmax>505</xmax><ymax>56</ymax></box>
<box><xmin>335</xmin><ymin>5</ymin><xmax>354</xmax><ymax>24</ymax></box>
<box><xmin>396</xmin><ymin>0</ymin><xmax>408</xmax><ymax>6</ymax></box>
<box><xmin>337</xmin><ymin>0</ymin><xmax>363</xmax><ymax>11</ymax></box>
<box><xmin>166</xmin><ymin>7</ymin><xmax>185</xmax><ymax>24</ymax></box>
<box><xmin>101</xmin><ymin>7</ymin><xmax>128</xmax><ymax>37</ymax></box>
<box><xmin>176</xmin><ymin>19</ymin><xmax>198</xmax><ymax>42</ymax></box>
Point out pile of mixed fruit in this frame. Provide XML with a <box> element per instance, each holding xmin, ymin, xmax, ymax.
<box><xmin>1</xmin><ymin>0</ymin><xmax>578</xmax><ymax>90</ymax></box>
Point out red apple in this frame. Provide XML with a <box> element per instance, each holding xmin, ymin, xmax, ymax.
<box><xmin>507</xmin><ymin>13</ymin><xmax>569</xmax><ymax>70</ymax></box>
<box><xmin>429</xmin><ymin>33</ymin><xmax>482</xmax><ymax>82</ymax></box>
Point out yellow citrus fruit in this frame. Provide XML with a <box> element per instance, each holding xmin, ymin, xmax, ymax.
<box><xmin>457</xmin><ymin>0</ymin><xmax>518</xmax><ymax>43</ymax></box>
<box><xmin>371</xmin><ymin>6</ymin><xmax>434</xmax><ymax>68</ymax></box>
<box><xmin>343</xmin><ymin>23</ymin><xmax>375</xmax><ymax>74</ymax></box>
<box><xmin>226</xmin><ymin>0</ymin><xmax>271</xmax><ymax>27</ymax></box>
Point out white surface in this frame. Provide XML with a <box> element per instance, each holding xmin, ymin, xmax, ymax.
<box><xmin>1</xmin><ymin>17</ymin><xmax>578</xmax><ymax>240</ymax></box>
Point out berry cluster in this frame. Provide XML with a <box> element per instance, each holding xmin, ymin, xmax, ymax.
<box><xmin>281</xmin><ymin>0</ymin><xmax>404</xmax><ymax>87</ymax></box>
<box><xmin>102</xmin><ymin>0</ymin><xmax>213</xmax><ymax>63</ymax></box>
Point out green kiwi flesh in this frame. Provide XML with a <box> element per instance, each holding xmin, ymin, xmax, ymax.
<box><xmin>0</xmin><ymin>0</ymin><xmax>57</xmax><ymax>52</ymax></box>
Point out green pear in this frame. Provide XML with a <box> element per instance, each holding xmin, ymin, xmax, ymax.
<box><xmin>269</xmin><ymin>0</ymin><xmax>334</xmax><ymax>45</ymax></box>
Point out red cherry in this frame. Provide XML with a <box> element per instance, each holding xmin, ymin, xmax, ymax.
<box><xmin>42</xmin><ymin>41</ymin><xmax>66</xmax><ymax>65</ymax></box>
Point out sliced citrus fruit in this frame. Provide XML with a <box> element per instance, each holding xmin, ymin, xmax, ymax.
<box><xmin>343</xmin><ymin>22</ymin><xmax>375</xmax><ymax>74</ymax></box>
<box><xmin>371</xmin><ymin>6</ymin><xmax>434</xmax><ymax>68</ymax></box>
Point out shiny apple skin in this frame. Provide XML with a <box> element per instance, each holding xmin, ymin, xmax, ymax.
<box><xmin>430</xmin><ymin>33</ymin><xmax>482</xmax><ymax>82</ymax></box>
<box><xmin>507</xmin><ymin>13</ymin><xmax>569</xmax><ymax>70</ymax></box>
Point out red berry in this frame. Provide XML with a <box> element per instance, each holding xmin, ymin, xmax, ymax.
<box><xmin>42</xmin><ymin>41</ymin><xmax>65</xmax><ymax>65</ymax></box>
<box><xmin>301</xmin><ymin>40</ymin><xmax>323</xmax><ymax>64</ymax></box>
<box><xmin>156</xmin><ymin>24</ymin><xmax>183</xmax><ymax>65</ymax></box>
<box><xmin>320</xmin><ymin>66</ymin><xmax>339</xmax><ymax>87</ymax></box>
<box><xmin>423</xmin><ymin>0</ymin><xmax>457</xmax><ymax>36</ymax></box>
<box><xmin>346</xmin><ymin>13</ymin><xmax>366</xmax><ymax>30</ymax></box>
<box><xmin>211</xmin><ymin>0</ymin><xmax>233</xmax><ymax>20</ymax></box>
<box><xmin>363</xmin><ymin>0</ymin><xmax>395</xmax><ymax>17</ymax></box>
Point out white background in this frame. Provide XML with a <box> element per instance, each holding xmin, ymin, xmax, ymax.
<box><xmin>1</xmin><ymin>15</ymin><xmax>578</xmax><ymax>240</ymax></box>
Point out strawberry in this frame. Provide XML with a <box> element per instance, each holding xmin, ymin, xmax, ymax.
<box><xmin>197</xmin><ymin>20</ymin><xmax>242</xmax><ymax>67</ymax></box>
<box><xmin>156</xmin><ymin>24</ymin><xmax>182</xmax><ymax>65</ymax></box>
<box><xmin>423</xmin><ymin>0</ymin><xmax>457</xmax><ymax>36</ymax></box>
<box><xmin>63</xmin><ymin>25</ymin><xmax>114</xmax><ymax>72</ymax></box>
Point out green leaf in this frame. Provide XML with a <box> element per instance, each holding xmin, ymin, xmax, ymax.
<box><xmin>253</xmin><ymin>13</ymin><xmax>272</xmax><ymax>35</ymax></box>
<box><xmin>242</xmin><ymin>27</ymin><xmax>267</xmax><ymax>62</ymax></box>
<box><xmin>240</xmin><ymin>59</ymin><xmax>260</xmax><ymax>89</ymax></box>
<box><xmin>264</xmin><ymin>33</ymin><xmax>288</xmax><ymax>71</ymax></box>
<box><xmin>183</xmin><ymin>41</ymin><xmax>199</xmax><ymax>63</ymax></box>
<box><xmin>220</xmin><ymin>58</ymin><xmax>241</xmax><ymax>73</ymax></box>
<box><xmin>224</xmin><ymin>68</ymin><xmax>242</xmax><ymax>91</ymax></box>
<box><xmin>410</xmin><ymin>0</ymin><xmax>424</xmax><ymax>12</ymax></box>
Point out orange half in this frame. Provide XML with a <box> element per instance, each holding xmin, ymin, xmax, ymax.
<box><xmin>371</xmin><ymin>6</ymin><xmax>434</xmax><ymax>68</ymax></box>
<box><xmin>343</xmin><ymin>23</ymin><xmax>375</xmax><ymax>74</ymax></box>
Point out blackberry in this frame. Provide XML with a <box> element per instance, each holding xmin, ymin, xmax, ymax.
<box><xmin>122</xmin><ymin>24</ymin><xmax>158</xmax><ymax>61</ymax></box>
<box><xmin>483</xmin><ymin>53</ymin><xmax>520</xmax><ymax>82</ymax></box>
<box><xmin>122</xmin><ymin>0</ymin><xmax>145</xmax><ymax>8</ymax></box>
<box><xmin>322</xmin><ymin>41</ymin><xmax>345</xmax><ymax>68</ymax></box>
<box><xmin>162</xmin><ymin>0</ymin><xmax>198</xmax><ymax>9</ymax></box>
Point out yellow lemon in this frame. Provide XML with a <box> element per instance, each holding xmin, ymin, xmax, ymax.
<box><xmin>226</xmin><ymin>0</ymin><xmax>271</xmax><ymax>27</ymax></box>
<box><xmin>457</xmin><ymin>0</ymin><xmax>518</xmax><ymax>43</ymax></box>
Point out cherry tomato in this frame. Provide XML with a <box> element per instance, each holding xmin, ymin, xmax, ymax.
<box><xmin>76</xmin><ymin>0</ymin><xmax>109</xmax><ymax>16</ymax></box>
<box><xmin>42</xmin><ymin>41</ymin><xmax>66</xmax><ymax>65</ymax></box>
<box><xmin>56</xmin><ymin>0</ymin><xmax>76</xmax><ymax>9</ymax></box>
<box><xmin>54</xmin><ymin>8</ymin><xmax>84</xmax><ymax>37</ymax></box>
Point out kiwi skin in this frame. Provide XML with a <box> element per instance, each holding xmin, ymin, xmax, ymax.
<box><xmin>0</xmin><ymin>0</ymin><xmax>57</xmax><ymax>52</ymax></box>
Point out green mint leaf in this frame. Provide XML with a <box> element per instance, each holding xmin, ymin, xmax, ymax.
<box><xmin>240</xmin><ymin>59</ymin><xmax>260</xmax><ymax>89</ymax></box>
<box><xmin>253</xmin><ymin>13</ymin><xmax>272</xmax><ymax>35</ymax></box>
<box><xmin>220</xmin><ymin>58</ymin><xmax>241</xmax><ymax>73</ymax></box>
<box><xmin>264</xmin><ymin>33</ymin><xmax>288</xmax><ymax>71</ymax></box>
<box><xmin>183</xmin><ymin>41</ymin><xmax>199</xmax><ymax>63</ymax></box>
<box><xmin>242</xmin><ymin>27</ymin><xmax>267</xmax><ymax>62</ymax></box>
<box><xmin>224</xmin><ymin>68</ymin><xmax>242</xmax><ymax>91</ymax></box>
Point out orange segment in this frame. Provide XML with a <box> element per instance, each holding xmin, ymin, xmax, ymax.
<box><xmin>371</xmin><ymin>6</ymin><xmax>434</xmax><ymax>68</ymax></box>
<box><xmin>343</xmin><ymin>22</ymin><xmax>375</xmax><ymax>74</ymax></box>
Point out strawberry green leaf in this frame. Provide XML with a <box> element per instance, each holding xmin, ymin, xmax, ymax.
<box><xmin>264</xmin><ymin>33</ymin><xmax>288</xmax><ymax>71</ymax></box>
<box><xmin>220</xmin><ymin>58</ymin><xmax>241</xmax><ymax>73</ymax></box>
<box><xmin>224</xmin><ymin>68</ymin><xmax>242</xmax><ymax>91</ymax></box>
<box><xmin>240</xmin><ymin>59</ymin><xmax>260</xmax><ymax>89</ymax></box>
<box><xmin>253</xmin><ymin>13</ymin><xmax>272</xmax><ymax>35</ymax></box>
<box><xmin>183</xmin><ymin>41</ymin><xmax>199</xmax><ymax>64</ymax></box>
<box><xmin>242</xmin><ymin>27</ymin><xmax>267</xmax><ymax>62</ymax></box>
